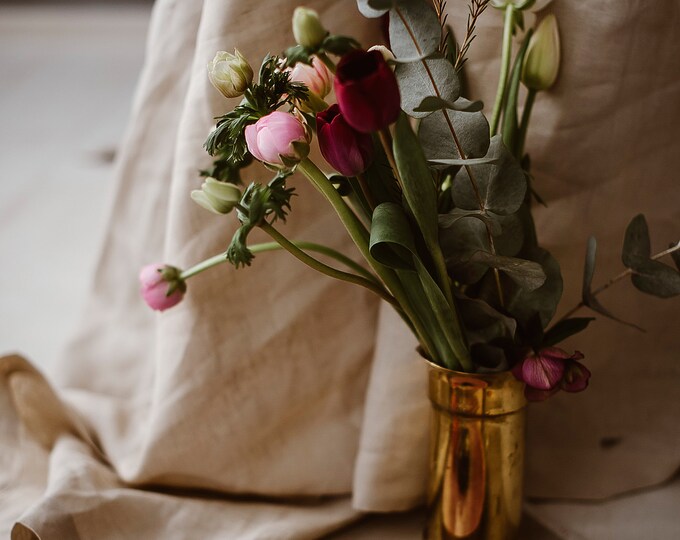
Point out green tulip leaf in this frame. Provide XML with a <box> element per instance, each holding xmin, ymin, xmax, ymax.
<box><xmin>542</xmin><ymin>317</ymin><xmax>596</xmax><ymax>348</ymax></box>
<box><xmin>501</xmin><ymin>29</ymin><xmax>532</xmax><ymax>156</ymax></box>
<box><xmin>629</xmin><ymin>257</ymin><xmax>680</xmax><ymax>298</ymax></box>
<box><xmin>396</xmin><ymin>59</ymin><xmax>461</xmax><ymax>118</ymax></box>
<box><xmin>369</xmin><ymin>203</ymin><xmax>418</xmax><ymax>270</ymax></box>
<box><xmin>419</xmin><ymin>109</ymin><xmax>490</xmax><ymax>169</ymax></box>
<box><xmin>392</xmin><ymin>114</ymin><xmax>440</xmax><ymax>257</ymax></box>
<box><xmin>452</xmin><ymin>135</ymin><xmax>526</xmax><ymax>215</ymax></box>
<box><xmin>469</xmin><ymin>251</ymin><xmax>546</xmax><ymax>291</ymax></box>
<box><xmin>621</xmin><ymin>214</ymin><xmax>651</xmax><ymax>268</ymax></box>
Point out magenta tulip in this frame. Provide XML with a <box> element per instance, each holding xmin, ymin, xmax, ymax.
<box><xmin>513</xmin><ymin>347</ymin><xmax>588</xmax><ymax>402</ymax></box>
<box><xmin>139</xmin><ymin>263</ymin><xmax>185</xmax><ymax>311</ymax></box>
<box><xmin>334</xmin><ymin>49</ymin><xmax>400</xmax><ymax>133</ymax></box>
<box><xmin>316</xmin><ymin>104</ymin><xmax>374</xmax><ymax>177</ymax></box>
<box><xmin>245</xmin><ymin>111</ymin><xmax>310</xmax><ymax>168</ymax></box>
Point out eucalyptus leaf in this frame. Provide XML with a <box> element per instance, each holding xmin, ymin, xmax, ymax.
<box><xmin>414</xmin><ymin>96</ymin><xmax>484</xmax><ymax>113</ymax></box>
<box><xmin>671</xmin><ymin>242</ymin><xmax>680</xmax><ymax>271</ymax></box>
<box><xmin>469</xmin><ymin>251</ymin><xmax>546</xmax><ymax>291</ymax></box>
<box><xmin>581</xmin><ymin>236</ymin><xmax>643</xmax><ymax>330</ymax></box>
<box><xmin>357</xmin><ymin>0</ymin><xmax>393</xmax><ymax>17</ymax></box>
<box><xmin>429</xmin><ymin>156</ymin><xmax>500</xmax><ymax>167</ymax></box>
<box><xmin>505</xmin><ymin>247</ymin><xmax>563</xmax><ymax>329</ymax></box>
<box><xmin>438</xmin><ymin>208</ymin><xmax>501</xmax><ymax>235</ymax></box>
<box><xmin>452</xmin><ymin>135</ymin><xmax>526</xmax><ymax>215</ymax></box>
<box><xmin>492</xmin><ymin>212</ymin><xmax>524</xmax><ymax>256</ymax></box>
<box><xmin>629</xmin><ymin>257</ymin><xmax>680</xmax><ymax>298</ymax></box>
<box><xmin>542</xmin><ymin>317</ymin><xmax>595</xmax><ymax>348</ymax></box>
<box><xmin>419</xmin><ymin>109</ymin><xmax>490</xmax><ymax>169</ymax></box>
<box><xmin>622</xmin><ymin>214</ymin><xmax>651</xmax><ymax>268</ymax></box>
<box><xmin>388</xmin><ymin>0</ymin><xmax>441</xmax><ymax>58</ymax></box>
<box><xmin>440</xmin><ymin>217</ymin><xmax>490</xmax><ymax>284</ymax></box>
<box><xmin>396</xmin><ymin>59</ymin><xmax>461</xmax><ymax>118</ymax></box>
<box><xmin>471</xmin><ymin>343</ymin><xmax>509</xmax><ymax>372</ymax></box>
<box><xmin>456</xmin><ymin>293</ymin><xmax>517</xmax><ymax>345</ymax></box>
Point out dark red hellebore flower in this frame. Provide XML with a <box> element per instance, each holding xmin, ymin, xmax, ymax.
<box><xmin>334</xmin><ymin>49</ymin><xmax>400</xmax><ymax>133</ymax></box>
<box><xmin>316</xmin><ymin>104</ymin><xmax>374</xmax><ymax>177</ymax></box>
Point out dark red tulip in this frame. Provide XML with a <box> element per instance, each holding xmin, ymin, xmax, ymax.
<box><xmin>316</xmin><ymin>104</ymin><xmax>374</xmax><ymax>177</ymax></box>
<box><xmin>334</xmin><ymin>49</ymin><xmax>400</xmax><ymax>133</ymax></box>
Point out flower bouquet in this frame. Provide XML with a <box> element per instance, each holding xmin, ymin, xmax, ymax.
<box><xmin>139</xmin><ymin>0</ymin><xmax>680</xmax><ymax>536</ymax></box>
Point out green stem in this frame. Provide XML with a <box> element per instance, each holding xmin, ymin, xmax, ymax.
<box><xmin>317</xmin><ymin>52</ymin><xmax>336</xmax><ymax>74</ymax></box>
<box><xmin>490</xmin><ymin>5</ymin><xmax>515</xmax><ymax>135</ymax></box>
<box><xmin>180</xmin><ymin>241</ymin><xmax>377</xmax><ymax>283</ymax></box>
<box><xmin>516</xmin><ymin>88</ymin><xmax>537</xmax><ymax>159</ymax></box>
<box><xmin>297</xmin><ymin>157</ymin><xmax>435</xmax><ymax>357</ymax></box>
<box><xmin>260</xmin><ymin>222</ymin><xmax>400</xmax><ymax>309</ymax></box>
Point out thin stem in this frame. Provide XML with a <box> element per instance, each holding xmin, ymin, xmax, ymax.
<box><xmin>180</xmin><ymin>241</ymin><xmax>378</xmax><ymax>283</ymax></box>
<box><xmin>378</xmin><ymin>129</ymin><xmax>402</xmax><ymax>190</ymax></box>
<box><xmin>556</xmin><ymin>242</ymin><xmax>680</xmax><ymax>322</ymax></box>
<box><xmin>317</xmin><ymin>52</ymin><xmax>336</xmax><ymax>74</ymax></box>
<box><xmin>516</xmin><ymin>88</ymin><xmax>536</xmax><ymax>159</ymax></box>
<box><xmin>489</xmin><ymin>4</ymin><xmax>515</xmax><ymax>135</ymax></box>
<box><xmin>355</xmin><ymin>173</ymin><xmax>376</xmax><ymax>210</ymax></box>
<box><xmin>260</xmin><ymin>222</ymin><xmax>400</xmax><ymax>309</ymax></box>
<box><xmin>297</xmin><ymin>157</ymin><xmax>435</xmax><ymax>358</ymax></box>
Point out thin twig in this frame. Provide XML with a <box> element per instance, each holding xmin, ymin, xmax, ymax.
<box><xmin>454</xmin><ymin>0</ymin><xmax>491</xmax><ymax>71</ymax></box>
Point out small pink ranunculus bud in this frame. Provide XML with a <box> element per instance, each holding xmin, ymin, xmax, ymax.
<box><xmin>244</xmin><ymin>111</ymin><xmax>311</xmax><ymax>168</ymax></box>
<box><xmin>334</xmin><ymin>49</ymin><xmax>401</xmax><ymax>133</ymax></box>
<box><xmin>286</xmin><ymin>56</ymin><xmax>333</xmax><ymax>112</ymax></box>
<box><xmin>316</xmin><ymin>104</ymin><xmax>374</xmax><ymax>177</ymax></box>
<box><xmin>139</xmin><ymin>263</ymin><xmax>186</xmax><ymax>311</ymax></box>
<box><xmin>561</xmin><ymin>357</ymin><xmax>591</xmax><ymax>393</ymax></box>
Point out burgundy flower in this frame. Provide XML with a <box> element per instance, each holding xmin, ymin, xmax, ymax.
<box><xmin>513</xmin><ymin>347</ymin><xmax>589</xmax><ymax>402</ymax></box>
<box><xmin>316</xmin><ymin>104</ymin><xmax>374</xmax><ymax>177</ymax></box>
<box><xmin>334</xmin><ymin>49</ymin><xmax>400</xmax><ymax>133</ymax></box>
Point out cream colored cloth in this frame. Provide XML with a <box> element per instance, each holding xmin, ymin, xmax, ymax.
<box><xmin>1</xmin><ymin>0</ymin><xmax>679</xmax><ymax>538</ymax></box>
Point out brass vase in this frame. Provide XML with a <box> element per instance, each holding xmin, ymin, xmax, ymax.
<box><xmin>424</xmin><ymin>361</ymin><xmax>527</xmax><ymax>540</ymax></box>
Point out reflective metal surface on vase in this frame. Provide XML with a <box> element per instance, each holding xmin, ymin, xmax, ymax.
<box><xmin>425</xmin><ymin>361</ymin><xmax>527</xmax><ymax>540</ymax></box>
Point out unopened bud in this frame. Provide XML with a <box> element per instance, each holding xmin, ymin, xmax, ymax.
<box><xmin>522</xmin><ymin>14</ymin><xmax>560</xmax><ymax>91</ymax></box>
<box><xmin>207</xmin><ymin>49</ymin><xmax>253</xmax><ymax>99</ymax></box>
<box><xmin>292</xmin><ymin>7</ymin><xmax>327</xmax><ymax>49</ymax></box>
<box><xmin>368</xmin><ymin>45</ymin><xmax>395</xmax><ymax>64</ymax></box>
<box><xmin>191</xmin><ymin>177</ymin><xmax>242</xmax><ymax>214</ymax></box>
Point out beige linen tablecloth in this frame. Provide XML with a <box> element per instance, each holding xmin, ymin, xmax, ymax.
<box><xmin>1</xmin><ymin>0</ymin><xmax>679</xmax><ymax>538</ymax></box>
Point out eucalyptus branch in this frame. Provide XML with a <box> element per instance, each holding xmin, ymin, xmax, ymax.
<box><xmin>489</xmin><ymin>4</ymin><xmax>515</xmax><ymax>135</ymax></box>
<box><xmin>394</xmin><ymin>5</ymin><xmax>505</xmax><ymax>307</ymax></box>
<box><xmin>260</xmin><ymin>222</ymin><xmax>400</xmax><ymax>309</ymax></box>
<box><xmin>454</xmin><ymin>0</ymin><xmax>491</xmax><ymax>71</ymax></box>
<box><xmin>557</xmin><ymin>242</ymin><xmax>680</xmax><ymax>322</ymax></box>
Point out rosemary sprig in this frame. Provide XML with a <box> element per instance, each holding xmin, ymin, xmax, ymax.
<box><xmin>454</xmin><ymin>0</ymin><xmax>491</xmax><ymax>71</ymax></box>
<box><xmin>431</xmin><ymin>0</ymin><xmax>449</xmax><ymax>54</ymax></box>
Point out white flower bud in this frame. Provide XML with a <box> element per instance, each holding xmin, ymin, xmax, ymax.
<box><xmin>207</xmin><ymin>49</ymin><xmax>253</xmax><ymax>99</ymax></box>
<box><xmin>522</xmin><ymin>14</ymin><xmax>560</xmax><ymax>91</ymax></box>
<box><xmin>292</xmin><ymin>7</ymin><xmax>327</xmax><ymax>49</ymax></box>
<box><xmin>368</xmin><ymin>45</ymin><xmax>395</xmax><ymax>64</ymax></box>
<box><xmin>191</xmin><ymin>177</ymin><xmax>242</xmax><ymax>214</ymax></box>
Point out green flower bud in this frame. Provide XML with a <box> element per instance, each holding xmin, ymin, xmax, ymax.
<box><xmin>207</xmin><ymin>49</ymin><xmax>253</xmax><ymax>99</ymax></box>
<box><xmin>522</xmin><ymin>14</ymin><xmax>560</xmax><ymax>91</ymax></box>
<box><xmin>191</xmin><ymin>177</ymin><xmax>242</xmax><ymax>214</ymax></box>
<box><xmin>491</xmin><ymin>0</ymin><xmax>537</xmax><ymax>10</ymax></box>
<box><xmin>292</xmin><ymin>7</ymin><xmax>327</xmax><ymax>49</ymax></box>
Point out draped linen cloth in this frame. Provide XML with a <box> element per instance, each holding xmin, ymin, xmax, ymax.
<box><xmin>1</xmin><ymin>0</ymin><xmax>679</xmax><ymax>538</ymax></box>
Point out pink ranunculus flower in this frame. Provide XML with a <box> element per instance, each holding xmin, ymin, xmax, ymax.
<box><xmin>287</xmin><ymin>56</ymin><xmax>333</xmax><ymax>112</ymax></box>
<box><xmin>513</xmin><ymin>347</ymin><xmax>588</xmax><ymax>402</ymax></box>
<box><xmin>245</xmin><ymin>111</ymin><xmax>311</xmax><ymax>168</ymax></box>
<box><xmin>139</xmin><ymin>263</ymin><xmax>186</xmax><ymax>311</ymax></box>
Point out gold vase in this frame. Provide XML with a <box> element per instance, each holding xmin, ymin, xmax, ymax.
<box><xmin>424</xmin><ymin>361</ymin><xmax>527</xmax><ymax>540</ymax></box>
